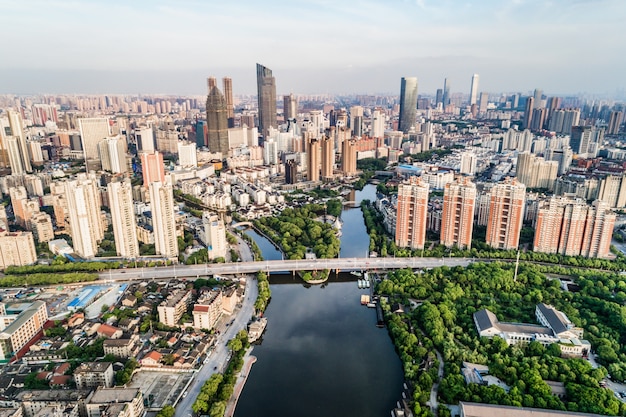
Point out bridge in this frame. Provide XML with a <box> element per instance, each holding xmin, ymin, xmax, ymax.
<box><xmin>99</xmin><ymin>257</ymin><xmax>473</xmax><ymax>282</ymax></box>
<box><xmin>231</xmin><ymin>221</ymin><xmax>254</xmax><ymax>229</ymax></box>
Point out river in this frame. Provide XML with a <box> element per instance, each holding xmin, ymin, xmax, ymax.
<box><xmin>236</xmin><ymin>184</ymin><xmax>404</xmax><ymax>417</ymax></box>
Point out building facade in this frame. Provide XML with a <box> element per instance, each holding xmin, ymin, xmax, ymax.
<box><xmin>485</xmin><ymin>178</ymin><xmax>526</xmax><ymax>250</ymax></box>
<box><xmin>441</xmin><ymin>178</ymin><xmax>476</xmax><ymax>249</ymax></box>
<box><xmin>395</xmin><ymin>176</ymin><xmax>429</xmax><ymax>250</ymax></box>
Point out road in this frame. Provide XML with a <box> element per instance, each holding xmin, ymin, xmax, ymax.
<box><xmin>429</xmin><ymin>349</ymin><xmax>444</xmax><ymax>414</ymax></box>
<box><xmin>174</xmin><ymin>239</ymin><xmax>259</xmax><ymax>417</ymax></box>
<box><xmin>100</xmin><ymin>257</ymin><xmax>473</xmax><ymax>283</ymax></box>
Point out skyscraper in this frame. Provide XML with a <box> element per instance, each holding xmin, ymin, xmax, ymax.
<box><xmin>371</xmin><ymin>108</ymin><xmax>385</xmax><ymax>138</ymax></box>
<box><xmin>485</xmin><ymin>178</ymin><xmax>526</xmax><ymax>250</ymax></box>
<box><xmin>108</xmin><ymin>179</ymin><xmax>139</xmax><ymax>259</ymax></box>
<box><xmin>223</xmin><ymin>77</ymin><xmax>235</xmax><ymax>128</ymax></box>
<box><xmin>206</xmin><ymin>86</ymin><xmax>230</xmax><ymax>155</ymax></box>
<box><xmin>533</xmin><ymin>88</ymin><xmax>543</xmax><ymax>109</ymax></box>
<box><xmin>149</xmin><ymin>177</ymin><xmax>178</xmax><ymax>259</ymax></box>
<box><xmin>6</xmin><ymin>110</ymin><xmax>32</xmax><ymax>173</ymax></box>
<box><xmin>398</xmin><ymin>77</ymin><xmax>418</xmax><ymax>134</ymax></box>
<box><xmin>135</xmin><ymin>126</ymin><xmax>155</xmax><ymax>153</ymax></box>
<box><xmin>284</xmin><ymin>93</ymin><xmax>297</xmax><ymax>121</ymax></box>
<box><xmin>256</xmin><ymin>63</ymin><xmax>277</xmax><ymax>139</ymax></box>
<box><xmin>442</xmin><ymin>78</ymin><xmax>451</xmax><ymax>107</ymax></box>
<box><xmin>523</xmin><ymin>97</ymin><xmax>534</xmax><ymax>130</ymax></box>
<box><xmin>307</xmin><ymin>137</ymin><xmax>320</xmax><ymax>182</ymax></box>
<box><xmin>65</xmin><ymin>174</ymin><xmax>104</xmax><ymax>259</ymax></box>
<box><xmin>608</xmin><ymin>111</ymin><xmax>624</xmax><ymax>135</ymax></box>
<box><xmin>469</xmin><ymin>74</ymin><xmax>479</xmax><ymax>106</ymax></box>
<box><xmin>570</xmin><ymin>126</ymin><xmax>592</xmax><ymax>154</ymax></box>
<box><xmin>395</xmin><ymin>176</ymin><xmax>429</xmax><ymax>250</ymax></box>
<box><xmin>441</xmin><ymin>177</ymin><xmax>476</xmax><ymax>249</ymax></box>
<box><xmin>177</xmin><ymin>141</ymin><xmax>197</xmax><ymax>168</ymax></box>
<box><xmin>207</xmin><ymin>77</ymin><xmax>217</xmax><ymax>91</ymax></box>
<box><xmin>350</xmin><ymin>106</ymin><xmax>364</xmax><ymax>137</ymax></box>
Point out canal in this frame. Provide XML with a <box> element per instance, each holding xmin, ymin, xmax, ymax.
<box><xmin>236</xmin><ymin>184</ymin><xmax>404</xmax><ymax>417</ymax></box>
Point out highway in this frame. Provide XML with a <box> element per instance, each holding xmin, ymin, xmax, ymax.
<box><xmin>100</xmin><ymin>257</ymin><xmax>473</xmax><ymax>282</ymax></box>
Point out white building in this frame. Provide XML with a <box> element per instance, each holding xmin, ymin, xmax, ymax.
<box><xmin>178</xmin><ymin>141</ymin><xmax>198</xmax><ymax>168</ymax></box>
<box><xmin>201</xmin><ymin>213</ymin><xmax>227</xmax><ymax>260</ymax></box>
<box><xmin>65</xmin><ymin>173</ymin><xmax>104</xmax><ymax>258</ymax></box>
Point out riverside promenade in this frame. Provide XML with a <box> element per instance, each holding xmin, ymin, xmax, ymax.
<box><xmin>225</xmin><ymin>349</ymin><xmax>257</xmax><ymax>417</ymax></box>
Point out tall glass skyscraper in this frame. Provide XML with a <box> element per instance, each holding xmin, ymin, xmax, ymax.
<box><xmin>398</xmin><ymin>77</ymin><xmax>418</xmax><ymax>134</ymax></box>
<box><xmin>256</xmin><ymin>63</ymin><xmax>277</xmax><ymax>141</ymax></box>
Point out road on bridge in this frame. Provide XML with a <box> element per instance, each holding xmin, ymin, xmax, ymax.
<box><xmin>99</xmin><ymin>257</ymin><xmax>473</xmax><ymax>283</ymax></box>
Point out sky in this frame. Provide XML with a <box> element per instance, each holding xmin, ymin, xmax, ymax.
<box><xmin>0</xmin><ymin>0</ymin><xmax>625</xmax><ymax>97</ymax></box>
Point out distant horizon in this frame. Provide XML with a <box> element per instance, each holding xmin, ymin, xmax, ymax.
<box><xmin>0</xmin><ymin>68</ymin><xmax>623</xmax><ymax>100</ymax></box>
<box><xmin>2</xmin><ymin>1</ymin><xmax>625</xmax><ymax>100</ymax></box>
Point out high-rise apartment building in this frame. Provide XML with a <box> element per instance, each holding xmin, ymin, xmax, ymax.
<box><xmin>108</xmin><ymin>179</ymin><xmax>139</xmax><ymax>259</ymax></box>
<box><xmin>29</xmin><ymin>212</ymin><xmax>54</xmax><ymax>243</ymax></box>
<box><xmin>321</xmin><ymin>134</ymin><xmax>334</xmax><ymax>181</ymax></box>
<box><xmin>395</xmin><ymin>177</ymin><xmax>429</xmax><ymax>250</ymax></box>
<box><xmin>65</xmin><ymin>174</ymin><xmax>104</xmax><ymax>259</ymax></box>
<box><xmin>149</xmin><ymin>177</ymin><xmax>178</xmax><ymax>259</ymax></box>
<box><xmin>469</xmin><ymin>74</ymin><xmax>479</xmax><ymax>106</ymax></box>
<box><xmin>98</xmin><ymin>136</ymin><xmax>127</xmax><ymax>174</ymax></box>
<box><xmin>534</xmin><ymin>197</ymin><xmax>615</xmax><ymax>258</ymax></box>
<box><xmin>516</xmin><ymin>152</ymin><xmax>558</xmax><ymax>190</ymax></box>
<box><xmin>78</xmin><ymin>117</ymin><xmax>110</xmax><ymax>164</ymax></box>
<box><xmin>135</xmin><ymin>126</ymin><xmax>155</xmax><ymax>153</ymax></box>
<box><xmin>0</xmin><ymin>301</ymin><xmax>47</xmax><ymax>361</ymax></box>
<box><xmin>460</xmin><ymin>152</ymin><xmax>477</xmax><ymax>175</ymax></box>
<box><xmin>350</xmin><ymin>106</ymin><xmax>364</xmax><ymax>137</ymax></box>
<box><xmin>479</xmin><ymin>92</ymin><xmax>489</xmax><ymax>113</ymax></box>
<box><xmin>177</xmin><ymin>141</ymin><xmax>197</xmax><ymax>168</ymax></box>
<box><xmin>307</xmin><ymin>137</ymin><xmax>320</xmax><ymax>182</ymax></box>
<box><xmin>206</xmin><ymin>86</ymin><xmax>230</xmax><ymax>155</ymax></box>
<box><xmin>223</xmin><ymin>77</ymin><xmax>235</xmax><ymax>127</ymax></box>
<box><xmin>398</xmin><ymin>77</ymin><xmax>418</xmax><ymax>134</ymax></box>
<box><xmin>140</xmin><ymin>151</ymin><xmax>165</xmax><ymax>187</ymax></box>
<box><xmin>256</xmin><ymin>63</ymin><xmax>277</xmax><ymax>139</ymax></box>
<box><xmin>207</xmin><ymin>77</ymin><xmax>217</xmax><ymax>91</ymax></box>
<box><xmin>371</xmin><ymin>108</ymin><xmax>386</xmax><ymax>138</ymax></box>
<box><xmin>597</xmin><ymin>174</ymin><xmax>626</xmax><ymax>208</ymax></box>
<box><xmin>341</xmin><ymin>138</ymin><xmax>358</xmax><ymax>176</ymax></box>
<box><xmin>485</xmin><ymin>178</ymin><xmax>526</xmax><ymax>250</ymax></box>
<box><xmin>284</xmin><ymin>93</ymin><xmax>297</xmax><ymax>121</ymax></box>
<box><xmin>0</xmin><ymin>231</ymin><xmax>37</xmax><ymax>269</ymax></box>
<box><xmin>570</xmin><ymin>125</ymin><xmax>592</xmax><ymax>155</ymax></box>
<box><xmin>441</xmin><ymin>177</ymin><xmax>476</xmax><ymax>249</ymax></box>
<box><xmin>6</xmin><ymin>110</ymin><xmax>32</xmax><ymax>173</ymax></box>
<box><xmin>533</xmin><ymin>88</ymin><xmax>543</xmax><ymax>109</ymax></box>
<box><xmin>202</xmin><ymin>213</ymin><xmax>227</xmax><ymax>260</ymax></box>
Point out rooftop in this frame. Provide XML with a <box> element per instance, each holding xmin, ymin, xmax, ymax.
<box><xmin>88</xmin><ymin>387</ymin><xmax>140</xmax><ymax>404</ymax></box>
<box><xmin>75</xmin><ymin>362</ymin><xmax>112</xmax><ymax>374</ymax></box>
<box><xmin>537</xmin><ymin>303</ymin><xmax>570</xmax><ymax>335</ymax></box>
<box><xmin>460</xmin><ymin>401</ymin><xmax>604</xmax><ymax>417</ymax></box>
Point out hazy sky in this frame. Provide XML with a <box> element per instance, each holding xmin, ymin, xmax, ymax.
<box><xmin>1</xmin><ymin>0</ymin><xmax>625</xmax><ymax>97</ymax></box>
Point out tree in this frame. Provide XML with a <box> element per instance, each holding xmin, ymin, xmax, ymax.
<box><xmin>156</xmin><ymin>405</ymin><xmax>175</xmax><ymax>417</ymax></box>
<box><xmin>228</xmin><ymin>338</ymin><xmax>243</xmax><ymax>353</ymax></box>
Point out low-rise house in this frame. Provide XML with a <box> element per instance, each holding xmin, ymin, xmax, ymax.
<box><xmin>140</xmin><ymin>351</ymin><xmax>162</xmax><ymax>367</ymax></box>
<box><xmin>83</xmin><ymin>387</ymin><xmax>144</xmax><ymax>417</ymax></box>
<box><xmin>96</xmin><ymin>324</ymin><xmax>123</xmax><ymax>339</ymax></box>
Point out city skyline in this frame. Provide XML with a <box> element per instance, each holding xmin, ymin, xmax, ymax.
<box><xmin>1</xmin><ymin>0</ymin><xmax>625</xmax><ymax>97</ymax></box>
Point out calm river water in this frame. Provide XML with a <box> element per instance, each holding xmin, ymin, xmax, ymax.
<box><xmin>236</xmin><ymin>184</ymin><xmax>404</xmax><ymax>417</ymax></box>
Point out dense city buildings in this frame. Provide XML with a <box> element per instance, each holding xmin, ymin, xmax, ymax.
<box><xmin>65</xmin><ymin>173</ymin><xmax>104</xmax><ymax>259</ymax></box>
<box><xmin>534</xmin><ymin>197</ymin><xmax>615</xmax><ymax>258</ymax></box>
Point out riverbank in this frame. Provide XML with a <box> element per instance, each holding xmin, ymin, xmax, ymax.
<box><xmin>225</xmin><ymin>349</ymin><xmax>257</xmax><ymax>417</ymax></box>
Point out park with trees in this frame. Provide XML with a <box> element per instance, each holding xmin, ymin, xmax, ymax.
<box><xmin>253</xmin><ymin>204</ymin><xmax>340</xmax><ymax>260</ymax></box>
<box><xmin>377</xmin><ymin>262</ymin><xmax>626</xmax><ymax>416</ymax></box>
